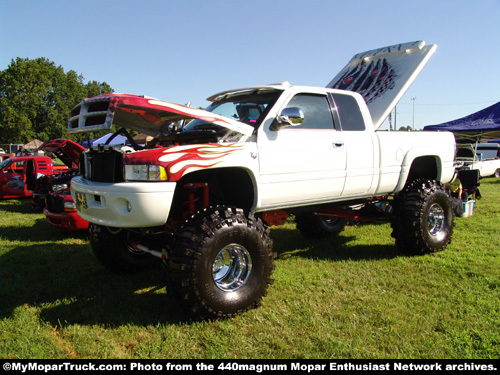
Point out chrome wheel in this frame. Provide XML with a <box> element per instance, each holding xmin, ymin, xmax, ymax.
<box><xmin>213</xmin><ymin>243</ymin><xmax>252</xmax><ymax>292</ymax></box>
<box><xmin>427</xmin><ymin>203</ymin><xmax>445</xmax><ymax>236</ymax></box>
<box><xmin>391</xmin><ymin>179</ymin><xmax>454</xmax><ymax>255</ymax></box>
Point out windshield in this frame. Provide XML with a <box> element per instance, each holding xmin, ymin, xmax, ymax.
<box><xmin>183</xmin><ymin>91</ymin><xmax>281</xmax><ymax>134</ymax></box>
<box><xmin>0</xmin><ymin>159</ymin><xmax>12</xmax><ymax>171</ymax></box>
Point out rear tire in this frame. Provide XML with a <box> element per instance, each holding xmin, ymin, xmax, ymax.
<box><xmin>295</xmin><ymin>213</ymin><xmax>346</xmax><ymax>238</ymax></box>
<box><xmin>165</xmin><ymin>206</ymin><xmax>275</xmax><ymax>320</ymax></box>
<box><xmin>391</xmin><ymin>179</ymin><xmax>454</xmax><ymax>255</ymax></box>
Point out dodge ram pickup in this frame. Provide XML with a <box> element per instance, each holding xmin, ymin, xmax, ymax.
<box><xmin>69</xmin><ymin>41</ymin><xmax>457</xmax><ymax>319</ymax></box>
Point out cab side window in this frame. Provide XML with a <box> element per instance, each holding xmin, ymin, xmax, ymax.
<box><xmin>285</xmin><ymin>94</ymin><xmax>335</xmax><ymax>130</ymax></box>
<box><xmin>331</xmin><ymin>93</ymin><xmax>365</xmax><ymax>131</ymax></box>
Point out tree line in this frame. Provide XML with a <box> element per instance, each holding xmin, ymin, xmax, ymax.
<box><xmin>0</xmin><ymin>57</ymin><xmax>114</xmax><ymax>145</ymax></box>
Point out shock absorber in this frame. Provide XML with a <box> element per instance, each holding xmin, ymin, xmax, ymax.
<box><xmin>182</xmin><ymin>182</ymin><xmax>209</xmax><ymax>218</ymax></box>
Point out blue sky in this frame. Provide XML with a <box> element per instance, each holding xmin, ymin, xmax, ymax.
<box><xmin>1</xmin><ymin>0</ymin><xmax>499</xmax><ymax>130</ymax></box>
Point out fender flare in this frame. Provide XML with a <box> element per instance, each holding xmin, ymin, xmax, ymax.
<box><xmin>394</xmin><ymin>147</ymin><xmax>442</xmax><ymax>192</ymax></box>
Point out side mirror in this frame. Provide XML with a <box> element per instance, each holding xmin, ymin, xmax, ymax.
<box><xmin>270</xmin><ymin>107</ymin><xmax>305</xmax><ymax>131</ymax></box>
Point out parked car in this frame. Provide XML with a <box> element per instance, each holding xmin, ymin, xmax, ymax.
<box><xmin>32</xmin><ymin>139</ymin><xmax>89</xmax><ymax>231</ymax></box>
<box><xmin>44</xmin><ymin>188</ymin><xmax>89</xmax><ymax>230</ymax></box>
<box><xmin>455</xmin><ymin>143</ymin><xmax>500</xmax><ymax>178</ymax></box>
<box><xmin>0</xmin><ymin>155</ymin><xmax>68</xmax><ymax>199</ymax></box>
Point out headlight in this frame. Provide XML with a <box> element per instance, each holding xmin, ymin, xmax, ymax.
<box><xmin>124</xmin><ymin>164</ymin><xmax>168</xmax><ymax>181</ymax></box>
<box><xmin>53</xmin><ymin>184</ymin><xmax>68</xmax><ymax>191</ymax></box>
<box><xmin>64</xmin><ymin>201</ymin><xmax>77</xmax><ymax>212</ymax></box>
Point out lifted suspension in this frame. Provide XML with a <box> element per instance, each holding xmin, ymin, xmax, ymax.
<box><xmin>128</xmin><ymin>183</ymin><xmax>211</xmax><ymax>257</ymax></box>
<box><xmin>182</xmin><ymin>182</ymin><xmax>209</xmax><ymax>219</ymax></box>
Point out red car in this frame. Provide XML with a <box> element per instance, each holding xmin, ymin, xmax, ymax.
<box><xmin>44</xmin><ymin>188</ymin><xmax>89</xmax><ymax>230</ymax></box>
<box><xmin>0</xmin><ymin>155</ymin><xmax>68</xmax><ymax>199</ymax></box>
<box><xmin>36</xmin><ymin>139</ymin><xmax>89</xmax><ymax>231</ymax></box>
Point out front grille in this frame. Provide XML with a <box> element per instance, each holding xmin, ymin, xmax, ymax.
<box><xmin>87</xmin><ymin>150</ymin><xmax>124</xmax><ymax>183</ymax></box>
<box><xmin>68</xmin><ymin>97</ymin><xmax>114</xmax><ymax>133</ymax></box>
<box><xmin>46</xmin><ymin>195</ymin><xmax>64</xmax><ymax>213</ymax></box>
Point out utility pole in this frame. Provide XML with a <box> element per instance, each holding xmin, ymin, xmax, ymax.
<box><xmin>394</xmin><ymin>105</ymin><xmax>397</xmax><ymax>130</ymax></box>
<box><xmin>411</xmin><ymin>97</ymin><xmax>416</xmax><ymax>130</ymax></box>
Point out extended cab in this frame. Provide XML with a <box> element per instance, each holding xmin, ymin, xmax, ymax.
<box><xmin>69</xmin><ymin>41</ymin><xmax>457</xmax><ymax>319</ymax></box>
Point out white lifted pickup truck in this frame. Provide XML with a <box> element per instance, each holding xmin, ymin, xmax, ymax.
<box><xmin>69</xmin><ymin>41</ymin><xmax>456</xmax><ymax>319</ymax></box>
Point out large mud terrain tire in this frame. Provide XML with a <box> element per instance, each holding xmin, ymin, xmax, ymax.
<box><xmin>295</xmin><ymin>213</ymin><xmax>346</xmax><ymax>238</ymax></box>
<box><xmin>391</xmin><ymin>179</ymin><xmax>454</xmax><ymax>255</ymax></box>
<box><xmin>166</xmin><ymin>206</ymin><xmax>275</xmax><ymax>320</ymax></box>
<box><xmin>90</xmin><ymin>224</ymin><xmax>159</xmax><ymax>274</ymax></box>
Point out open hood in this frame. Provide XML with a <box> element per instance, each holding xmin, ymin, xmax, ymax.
<box><xmin>327</xmin><ymin>41</ymin><xmax>437</xmax><ymax>130</ymax></box>
<box><xmin>40</xmin><ymin>139</ymin><xmax>86</xmax><ymax>170</ymax></box>
<box><xmin>67</xmin><ymin>94</ymin><xmax>254</xmax><ymax>137</ymax></box>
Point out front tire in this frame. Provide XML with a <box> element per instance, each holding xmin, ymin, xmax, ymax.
<box><xmin>166</xmin><ymin>206</ymin><xmax>275</xmax><ymax>320</ymax></box>
<box><xmin>89</xmin><ymin>224</ymin><xmax>159</xmax><ymax>274</ymax></box>
<box><xmin>391</xmin><ymin>179</ymin><xmax>454</xmax><ymax>255</ymax></box>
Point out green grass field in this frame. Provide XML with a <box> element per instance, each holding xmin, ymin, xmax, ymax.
<box><xmin>1</xmin><ymin>178</ymin><xmax>499</xmax><ymax>359</ymax></box>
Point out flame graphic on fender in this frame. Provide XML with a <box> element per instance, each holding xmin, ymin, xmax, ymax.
<box><xmin>158</xmin><ymin>144</ymin><xmax>243</xmax><ymax>180</ymax></box>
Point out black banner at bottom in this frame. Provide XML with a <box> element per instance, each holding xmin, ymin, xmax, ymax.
<box><xmin>1</xmin><ymin>359</ymin><xmax>498</xmax><ymax>374</ymax></box>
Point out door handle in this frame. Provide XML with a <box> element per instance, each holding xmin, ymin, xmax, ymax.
<box><xmin>332</xmin><ymin>141</ymin><xmax>344</xmax><ymax>148</ymax></box>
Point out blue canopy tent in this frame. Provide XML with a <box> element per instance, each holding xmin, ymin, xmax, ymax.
<box><xmin>423</xmin><ymin>101</ymin><xmax>500</xmax><ymax>141</ymax></box>
<box><xmin>424</xmin><ymin>101</ymin><xmax>500</xmax><ymax>193</ymax></box>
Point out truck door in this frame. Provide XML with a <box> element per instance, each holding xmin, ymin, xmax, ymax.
<box><xmin>0</xmin><ymin>158</ymin><xmax>28</xmax><ymax>198</ymax></box>
<box><xmin>25</xmin><ymin>157</ymin><xmax>53</xmax><ymax>191</ymax></box>
<box><xmin>257</xmin><ymin>92</ymin><xmax>347</xmax><ymax>208</ymax></box>
<box><xmin>330</xmin><ymin>93</ymin><xmax>377</xmax><ymax>196</ymax></box>
<box><xmin>25</xmin><ymin>158</ymin><xmax>37</xmax><ymax>191</ymax></box>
